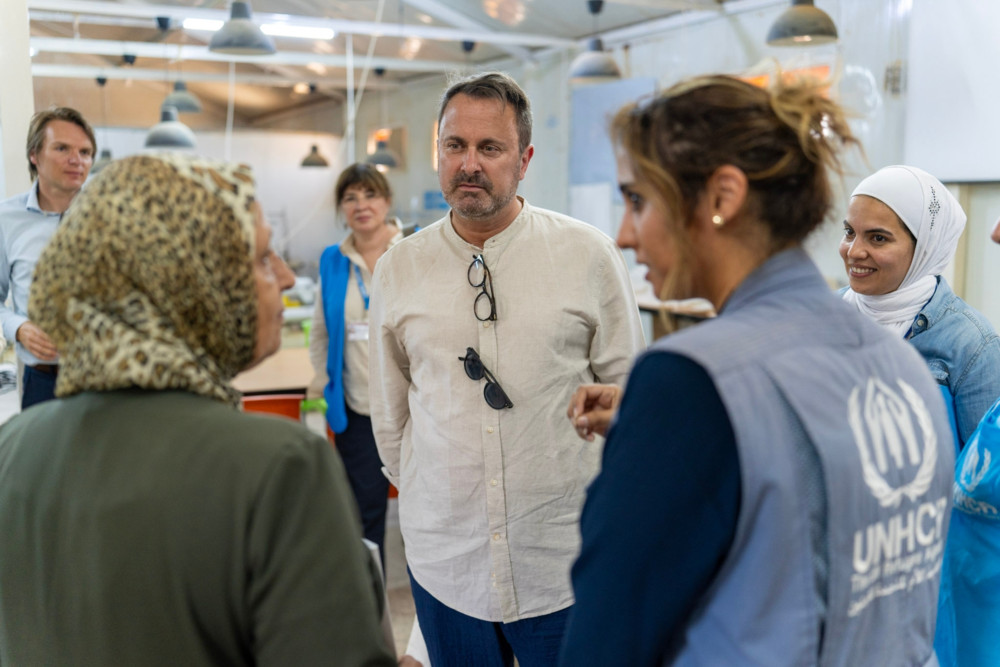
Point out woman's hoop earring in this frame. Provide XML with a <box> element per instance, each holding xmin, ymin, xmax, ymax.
<box><xmin>712</xmin><ymin>214</ymin><xmax>725</xmax><ymax>227</ymax></box>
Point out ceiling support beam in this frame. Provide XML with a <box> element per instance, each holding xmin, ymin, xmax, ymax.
<box><xmin>30</xmin><ymin>63</ymin><xmax>401</xmax><ymax>89</ymax></box>
<box><xmin>26</xmin><ymin>0</ymin><xmax>573</xmax><ymax>50</ymax></box>
<box><xmin>30</xmin><ymin>37</ymin><xmax>465</xmax><ymax>73</ymax></box>
<box><xmin>400</xmin><ymin>0</ymin><xmax>533</xmax><ymax>62</ymax></box>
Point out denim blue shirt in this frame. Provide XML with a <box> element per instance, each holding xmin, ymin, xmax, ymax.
<box><xmin>0</xmin><ymin>182</ymin><xmax>61</xmax><ymax>365</ymax></box>
<box><xmin>908</xmin><ymin>276</ymin><xmax>1000</xmax><ymax>447</ymax></box>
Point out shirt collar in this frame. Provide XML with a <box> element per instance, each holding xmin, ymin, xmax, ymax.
<box><xmin>25</xmin><ymin>181</ymin><xmax>63</xmax><ymax>218</ymax></box>
<box><xmin>913</xmin><ymin>276</ymin><xmax>948</xmax><ymax>329</ymax></box>
<box><xmin>445</xmin><ymin>196</ymin><xmax>528</xmax><ymax>252</ymax></box>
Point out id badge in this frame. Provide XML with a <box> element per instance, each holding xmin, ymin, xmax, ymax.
<box><xmin>347</xmin><ymin>322</ymin><xmax>370</xmax><ymax>342</ymax></box>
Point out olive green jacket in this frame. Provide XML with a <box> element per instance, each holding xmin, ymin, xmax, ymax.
<box><xmin>0</xmin><ymin>389</ymin><xmax>395</xmax><ymax>666</ymax></box>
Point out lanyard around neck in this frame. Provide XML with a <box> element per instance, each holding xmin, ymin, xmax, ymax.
<box><xmin>354</xmin><ymin>263</ymin><xmax>370</xmax><ymax>310</ymax></box>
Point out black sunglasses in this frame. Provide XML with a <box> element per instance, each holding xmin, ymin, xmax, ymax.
<box><xmin>459</xmin><ymin>347</ymin><xmax>513</xmax><ymax>410</ymax></box>
<box><xmin>468</xmin><ymin>254</ymin><xmax>497</xmax><ymax>322</ymax></box>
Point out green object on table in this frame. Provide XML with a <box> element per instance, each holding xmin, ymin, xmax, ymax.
<box><xmin>300</xmin><ymin>397</ymin><xmax>327</xmax><ymax>414</ymax></box>
<box><xmin>301</xmin><ymin>318</ymin><xmax>312</xmax><ymax>346</ymax></box>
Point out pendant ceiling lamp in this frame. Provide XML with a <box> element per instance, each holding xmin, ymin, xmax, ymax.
<box><xmin>569</xmin><ymin>1</ymin><xmax>621</xmax><ymax>85</ymax></box>
<box><xmin>163</xmin><ymin>80</ymin><xmax>203</xmax><ymax>113</ymax></box>
<box><xmin>209</xmin><ymin>1</ymin><xmax>276</xmax><ymax>56</ymax></box>
<box><xmin>91</xmin><ymin>76</ymin><xmax>113</xmax><ymax>175</ymax></box>
<box><xmin>301</xmin><ymin>144</ymin><xmax>329</xmax><ymax>167</ymax></box>
<box><xmin>367</xmin><ymin>139</ymin><xmax>398</xmax><ymax>171</ymax></box>
<box><xmin>766</xmin><ymin>0</ymin><xmax>838</xmax><ymax>46</ymax></box>
<box><xmin>366</xmin><ymin>68</ymin><xmax>399</xmax><ymax>171</ymax></box>
<box><xmin>145</xmin><ymin>106</ymin><xmax>197</xmax><ymax>149</ymax></box>
<box><xmin>92</xmin><ymin>149</ymin><xmax>114</xmax><ymax>175</ymax></box>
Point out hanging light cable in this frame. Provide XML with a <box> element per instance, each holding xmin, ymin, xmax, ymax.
<box><xmin>91</xmin><ymin>76</ymin><xmax>113</xmax><ymax>174</ymax></box>
<box><xmin>164</xmin><ymin>42</ymin><xmax>202</xmax><ymax>113</ymax></box>
<box><xmin>366</xmin><ymin>68</ymin><xmax>399</xmax><ymax>171</ymax></box>
<box><xmin>569</xmin><ymin>0</ymin><xmax>621</xmax><ymax>85</ymax></box>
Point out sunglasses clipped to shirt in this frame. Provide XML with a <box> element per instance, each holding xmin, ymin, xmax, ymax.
<box><xmin>459</xmin><ymin>347</ymin><xmax>513</xmax><ymax>410</ymax></box>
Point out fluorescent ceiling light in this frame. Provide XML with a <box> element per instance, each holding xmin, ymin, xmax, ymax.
<box><xmin>261</xmin><ymin>24</ymin><xmax>335</xmax><ymax>40</ymax></box>
<box><xmin>183</xmin><ymin>18</ymin><xmax>224</xmax><ymax>31</ymax></box>
<box><xmin>184</xmin><ymin>17</ymin><xmax>332</xmax><ymax>40</ymax></box>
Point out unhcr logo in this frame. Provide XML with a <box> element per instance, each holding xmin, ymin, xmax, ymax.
<box><xmin>848</xmin><ymin>378</ymin><xmax>938</xmax><ymax>508</ymax></box>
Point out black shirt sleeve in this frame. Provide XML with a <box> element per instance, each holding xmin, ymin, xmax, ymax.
<box><xmin>560</xmin><ymin>351</ymin><xmax>741</xmax><ymax>667</ymax></box>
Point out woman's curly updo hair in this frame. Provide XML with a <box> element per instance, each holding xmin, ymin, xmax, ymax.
<box><xmin>613</xmin><ymin>74</ymin><xmax>859</xmax><ymax>304</ymax></box>
<box><xmin>614</xmin><ymin>74</ymin><xmax>858</xmax><ymax>244</ymax></box>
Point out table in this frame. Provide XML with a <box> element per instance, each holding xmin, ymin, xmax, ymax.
<box><xmin>635</xmin><ymin>295</ymin><xmax>715</xmax><ymax>339</ymax></box>
<box><xmin>232</xmin><ymin>347</ymin><xmax>314</xmax><ymax>395</ymax></box>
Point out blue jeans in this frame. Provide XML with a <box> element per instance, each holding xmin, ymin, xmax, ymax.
<box><xmin>409</xmin><ymin>570</ymin><xmax>570</xmax><ymax>667</ymax></box>
<box><xmin>336</xmin><ymin>406</ymin><xmax>389</xmax><ymax>568</ymax></box>
<box><xmin>22</xmin><ymin>365</ymin><xmax>57</xmax><ymax>410</ymax></box>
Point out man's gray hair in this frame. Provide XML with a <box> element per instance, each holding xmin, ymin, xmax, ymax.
<box><xmin>438</xmin><ymin>71</ymin><xmax>532</xmax><ymax>154</ymax></box>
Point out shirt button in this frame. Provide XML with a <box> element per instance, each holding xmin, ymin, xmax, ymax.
<box><xmin>491</xmin><ymin>479</ymin><xmax>498</xmax><ymax>487</ymax></box>
<box><xmin>493</xmin><ymin>533</ymin><xmax>501</xmax><ymax>541</ymax></box>
<box><xmin>487</xmin><ymin>426</ymin><xmax>494</xmax><ymax>434</ymax></box>
<box><xmin>483</xmin><ymin>321</ymin><xmax>491</xmax><ymax>328</ymax></box>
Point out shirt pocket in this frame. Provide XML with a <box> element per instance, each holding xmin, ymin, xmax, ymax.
<box><xmin>925</xmin><ymin>358</ymin><xmax>951</xmax><ymax>389</ymax></box>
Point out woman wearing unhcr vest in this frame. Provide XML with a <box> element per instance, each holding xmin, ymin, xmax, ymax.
<box><xmin>560</xmin><ymin>75</ymin><xmax>955</xmax><ymax>666</ymax></box>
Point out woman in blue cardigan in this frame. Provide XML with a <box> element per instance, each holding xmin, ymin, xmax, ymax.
<box><xmin>309</xmin><ymin>164</ymin><xmax>402</xmax><ymax>565</ymax></box>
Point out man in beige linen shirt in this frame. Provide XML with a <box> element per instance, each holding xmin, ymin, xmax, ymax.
<box><xmin>368</xmin><ymin>71</ymin><xmax>644</xmax><ymax>666</ymax></box>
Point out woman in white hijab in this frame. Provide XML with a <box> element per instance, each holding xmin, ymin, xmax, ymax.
<box><xmin>841</xmin><ymin>164</ymin><xmax>1000</xmax><ymax>448</ymax></box>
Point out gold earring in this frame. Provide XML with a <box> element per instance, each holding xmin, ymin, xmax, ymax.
<box><xmin>712</xmin><ymin>214</ymin><xmax>725</xmax><ymax>227</ymax></box>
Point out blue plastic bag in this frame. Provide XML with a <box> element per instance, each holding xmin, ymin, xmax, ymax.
<box><xmin>935</xmin><ymin>398</ymin><xmax>1000</xmax><ymax>666</ymax></box>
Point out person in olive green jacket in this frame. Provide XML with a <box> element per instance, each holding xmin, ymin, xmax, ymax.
<box><xmin>0</xmin><ymin>154</ymin><xmax>400</xmax><ymax>667</ymax></box>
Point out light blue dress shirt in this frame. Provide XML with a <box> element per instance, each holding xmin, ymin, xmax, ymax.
<box><xmin>0</xmin><ymin>182</ymin><xmax>62</xmax><ymax>366</ymax></box>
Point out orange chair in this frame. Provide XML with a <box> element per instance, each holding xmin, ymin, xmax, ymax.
<box><xmin>241</xmin><ymin>393</ymin><xmax>305</xmax><ymax>421</ymax></box>
<box><xmin>326</xmin><ymin>424</ymin><xmax>398</xmax><ymax>498</ymax></box>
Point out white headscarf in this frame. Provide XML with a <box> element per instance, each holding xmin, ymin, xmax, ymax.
<box><xmin>842</xmin><ymin>165</ymin><xmax>966</xmax><ymax>336</ymax></box>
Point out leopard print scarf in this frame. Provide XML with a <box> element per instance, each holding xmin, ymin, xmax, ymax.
<box><xmin>30</xmin><ymin>153</ymin><xmax>259</xmax><ymax>406</ymax></box>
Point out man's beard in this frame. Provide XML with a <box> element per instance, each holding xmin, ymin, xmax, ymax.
<box><xmin>444</xmin><ymin>170</ymin><xmax>518</xmax><ymax>221</ymax></box>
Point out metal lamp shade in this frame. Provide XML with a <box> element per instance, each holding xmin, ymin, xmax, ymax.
<box><xmin>163</xmin><ymin>81</ymin><xmax>203</xmax><ymax>114</ymax></box>
<box><xmin>90</xmin><ymin>149</ymin><xmax>114</xmax><ymax>175</ymax></box>
<box><xmin>367</xmin><ymin>140</ymin><xmax>398</xmax><ymax>169</ymax></box>
<box><xmin>145</xmin><ymin>106</ymin><xmax>197</xmax><ymax>149</ymax></box>
<box><xmin>766</xmin><ymin>0</ymin><xmax>838</xmax><ymax>46</ymax></box>
<box><xmin>569</xmin><ymin>38</ymin><xmax>621</xmax><ymax>84</ymax></box>
<box><xmin>209</xmin><ymin>1</ymin><xmax>276</xmax><ymax>56</ymax></box>
<box><xmin>301</xmin><ymin>145</ymin><xmax>329</xmax><ymax>167</ymax></box>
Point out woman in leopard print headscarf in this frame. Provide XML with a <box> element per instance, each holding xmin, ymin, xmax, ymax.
<box><xmin>29</xmin><ymin>153</ymin><xmax>259</xmax><ymax>405</ymax></box>
<box><xmin>0</xmin><ymin>153</ymin><xmax>399</xmax><ymax>666</ymax></box>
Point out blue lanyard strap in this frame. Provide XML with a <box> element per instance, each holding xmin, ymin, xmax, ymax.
<box><xmin>354</xmin><ymin>263</ymin><xmax>370</xmax><ymax>310</ymax></box>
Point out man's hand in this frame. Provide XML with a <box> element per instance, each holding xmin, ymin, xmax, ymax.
<box><xmin>15</xmin><ymin>321</ymin><xmax>58</xmax><ymax>361</ymax></box>
<box><xmin>567</xmin><ymin>383</ymin><xmax>622</xmax><ymax>441</ymax></box>
<box><xmin>398</xmin><ymin>655</ymin><xmax>423</xmax><ymax>667</ymax></box>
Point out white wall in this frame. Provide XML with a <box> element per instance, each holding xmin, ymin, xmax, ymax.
<box><xmin>97</xmin><ymin>127</ymin><xmax>345</xmax><ymax>275</ymax></box>
<box><xmin>955</xmin><ymin>185</ymin><xmax>1000</xmax><ymax>325</ymax></box>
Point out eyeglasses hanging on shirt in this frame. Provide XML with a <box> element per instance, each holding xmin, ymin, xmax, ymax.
<box><xmin>468</xmin><ymin>254</ymin><xmax>496</xmax><ymax>322</ymax></box>
<box><xmin>459</xmin><ymin>347</ymin><xmax>513</xmax><ymax>410</ymax></box>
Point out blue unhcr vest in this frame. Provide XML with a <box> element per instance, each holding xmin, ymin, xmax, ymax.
<box><xmin>656</xmin><ymin>250</ymin><xmax>954</xmax><ymax>667</ymax></box>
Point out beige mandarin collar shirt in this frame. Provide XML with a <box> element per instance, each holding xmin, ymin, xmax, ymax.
<box><xmin>369</xmin><ymin>200</ymin><xmax>645</xmax><ymax>622</ymax></box>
